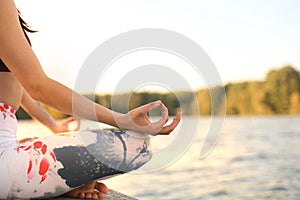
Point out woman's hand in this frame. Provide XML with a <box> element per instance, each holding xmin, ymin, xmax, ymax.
<box><xmin>52</xmin><ymin>117</ymin><xmax>80</xmax><ymax>134</ymax></box>
<box><xmin>117</xmin><ymin>100</ymin><xmax>181</xmax><ymax>136</ymax></box>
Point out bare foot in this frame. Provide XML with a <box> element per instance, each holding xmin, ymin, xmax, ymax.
<box><xmin>64</xmin><ymin>181</ymin><xmax>109</xmax><ymax>199</ymax></box>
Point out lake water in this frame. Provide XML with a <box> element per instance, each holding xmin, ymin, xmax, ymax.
<box><xmin>17</xmin><ymin>116</ymin><xmax>300</xmax><ymax>200</ymax></box>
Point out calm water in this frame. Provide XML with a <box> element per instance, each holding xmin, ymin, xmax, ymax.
<box><xmin>18</xmin><ymin>116</ymin><xmax>300</xmax><ymax>200</ymax></box>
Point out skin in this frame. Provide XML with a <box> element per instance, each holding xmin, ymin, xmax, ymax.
<box><xmin>0</xmin><ymin>0</ymin><xmax>182</xmax><ymax>199</ymax></box>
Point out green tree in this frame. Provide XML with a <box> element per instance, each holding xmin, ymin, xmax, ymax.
<box><xmin>264</xmin><ymin>65</ymin><xmax>300</xmax><ymax>114</ymax></box>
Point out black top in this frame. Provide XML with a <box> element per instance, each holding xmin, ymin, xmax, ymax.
<box><xmin>0</xmin><ymin>30</ymin><xmax>31</xmax><ymax>72</ymax></box>
<box><xmin>0</xmin><ymin>60</ymin><xmax>10</xmax><ymax>72</ymax></box>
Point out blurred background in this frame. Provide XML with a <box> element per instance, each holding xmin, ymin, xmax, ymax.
<box><xmin>15</xmin><ymin>0</ymin><xmax>300</xmax><ymax>199</ymax></box>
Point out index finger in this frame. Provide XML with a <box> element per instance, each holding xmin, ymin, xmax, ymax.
<box><xmin>157</xmin><ymin>112</ymin><xmax>182</xmax><ymax>135</ymax></box>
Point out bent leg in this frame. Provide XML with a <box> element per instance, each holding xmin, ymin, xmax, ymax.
<box><xmin>9</xmin><ymin>129</ymin><xmax>151</xmax><ymax>199</ymax></box>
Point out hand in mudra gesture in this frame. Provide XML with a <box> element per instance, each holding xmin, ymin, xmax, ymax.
<box><xmin>121</xmin><ymin>100</ymin><xmax>182</xmax><ymax>136</ymax></box>
<box><xmin>52</xmin><ymin>117</ymin><xmax>80</xmax><ymax>133</ymax></box>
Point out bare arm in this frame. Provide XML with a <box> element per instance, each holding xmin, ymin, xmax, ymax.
<box><xmin>0</xmin><ymin>0</ymin><xmax>181</xmax><ymax>135</ymax></box>
<box><xmin>20</xmin><ymin>90</ymin><xmax>79</xmax><ymax>133</ymax></box>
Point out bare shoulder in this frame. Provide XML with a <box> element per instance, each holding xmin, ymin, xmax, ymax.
<box><xmin>0</xmin><ymin>0</ymin><xmax>18</xmax><ymax>31</ymax></box>
<box><xmin>0</xmin><ymin>0</ymin><xmax>22</xmax><ymax>55</ymax></box>
<box><xmin>0</xmin><ymin>0</ymin><xmax>16</xmax><ymax>9</ymax></box>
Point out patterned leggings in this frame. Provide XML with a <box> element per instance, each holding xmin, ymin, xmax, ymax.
<box><xmin>0</xmin><ymin>102</ymin><xmax>151</xmax><ymax>199</ymax></box>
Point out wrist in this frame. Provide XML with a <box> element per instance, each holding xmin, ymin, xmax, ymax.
<box><xmin>49</xmin><ymin>122</ymin><xmax>60</xmax><ymax>133</ymax></box>
<box><xmin>112</xmin><ymin>111</ymin><xmax>129</xmax><ymax>130</ymax></box>
<box><xmin>45</xmin><ymin>117</ymin><xmax>61</xmax><ymax>133</ymax></box>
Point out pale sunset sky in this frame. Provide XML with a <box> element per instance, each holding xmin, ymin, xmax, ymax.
<box><xmin>14</xmin><ymin>0</ymin><xmax>300</xmax><ymax>93</ymax></box>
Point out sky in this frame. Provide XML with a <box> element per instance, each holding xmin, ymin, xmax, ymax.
<box><xmin>14</xmin><ymin>0</ymin><xmax>300</xmax><ymax>93</ymax></box>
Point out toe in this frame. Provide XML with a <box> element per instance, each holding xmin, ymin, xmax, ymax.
<box><xmin>85</xmin><ymin>193</ymin><xmax>92</xmax><ymax>199</ymax></box>
<box><xmin>95</xmin><ymin>182</ymin><xmax>109</xmax><ymax>194</ymax></box>
<box><xmin>92</xmin><ymin>193</ymin><xmax>99</xmax><ymax>199</ymax></box>
<box><xmin>79</xmin><ymin>192</ymin><xmax>85</xmax><ymax>199</ymax></box>
<box><xmin>98</xmin><ymin>192</ymin><xmax>105</xmax><ymax>199</ymax></box>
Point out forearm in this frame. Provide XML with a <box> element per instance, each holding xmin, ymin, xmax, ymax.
<box><xmin>34</xmin><ymin>77</ymin><xmax>122</xmax><ymax>128</ymax></box>
<box><xmin>21</xmin><ymin>90</ymin><xmax>58</xmax><ymax>131</ymax></box>
<box><xmin>22</xmin><ymin>102</ymin><xmax>57</xmax><ymax>131</ymax></box>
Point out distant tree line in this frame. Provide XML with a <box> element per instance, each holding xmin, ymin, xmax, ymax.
<box><xmin>225</xmin><ymin>65</ymin><xmax>300</xmax><ymax>115</ymax></box>
<box><xmin>16</xmin><ymin>65</ymin><xmax>300</xmax><ymax>119</ymax></box>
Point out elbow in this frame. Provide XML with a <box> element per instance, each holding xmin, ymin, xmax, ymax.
<box><xmin>28</xmin><ymin>86</ymin><xmax>42</xmax><ymax>101</ymax></box>
<box><xmin>24</xmin><ymin>75</ymin><xmax>49</xmax><ymax>102</ymax></box>
<box><xmin>26</xmin><ymin>82</ymin><xmax>43</xmax><ymax>102</ymax></box>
